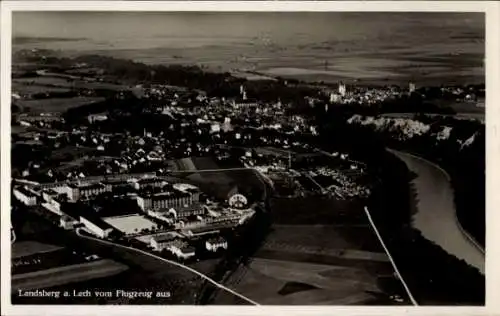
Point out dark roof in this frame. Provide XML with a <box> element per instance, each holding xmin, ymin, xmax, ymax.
<box><xmin>179</xmin><ymin>246</ymin><xmax>196</xmax><ymax>254</ymax></box>
<box><xmin>152</xmin><ymin>234</ymin><xmax>177</xmax><ymax>243</ymax></box>
<box><xmin>68</xmin><ymin>182</ymin><xmax>106</xmax><ymax>190</ymax></box>
<box><xmin>136</xmin><ymin>178</ymin><xmax>164</xmax><ymax>184</ymax></box>
<box><xmin>207</xmin><ymin>236</ymin><xmax>227</xmax><ymax>244</ymax></box>
<box><xmin>80</xmin><ymin>214</ymin><xmax>114</xmax><ymax>231</ymax></box>
<box><xmin>140</xmin><ymin>190</ymin><xmax>191</xmax><ymax>201</ymax></box>
<box><xmin>15</xmin><ymin>186</ymin><xmax>37</xmax><ymax>198</ymax></box>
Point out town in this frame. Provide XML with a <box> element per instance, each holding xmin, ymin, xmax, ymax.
<box><xmin>10</xmin><ymin>45</ymin><xmax>486</xmax><ymax>306</ymax></box>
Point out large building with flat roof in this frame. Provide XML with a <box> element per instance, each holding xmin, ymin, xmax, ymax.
<box><xmin>136</xmin><ymin>185</ymin><xmax>200</xmax><ymax>212</ymax></box>
<box><xmin>65</xmin><ymin>182</ymin><xmax>112</xmax><ymax>201</ymax></box>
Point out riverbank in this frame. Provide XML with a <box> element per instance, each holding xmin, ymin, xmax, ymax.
<box><xmin>388</xmin><ymin>149</ymin><xmax>484</xmax><ymax>275</ymax></box>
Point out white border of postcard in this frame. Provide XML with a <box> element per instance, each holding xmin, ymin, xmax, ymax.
<box><xmin>1</xmin><ymin>1</ymin><xmax>499</xmax><ymax>316</ymax></box>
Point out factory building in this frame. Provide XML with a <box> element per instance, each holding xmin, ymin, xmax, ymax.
<box><xmin>65</xmin><ymin>182</ymin><xmax>112</xmax><ymax>201</ymax></box>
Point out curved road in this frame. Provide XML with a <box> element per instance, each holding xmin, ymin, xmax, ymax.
<box><xmin>75</xmin><ymin>229</ymin><xmax>260</xmax><ymax>305</ymax></box>
<box><xmin>389</xmin><ymin>149</ymin><xmax>485</xmax><ymax>275</ymax></box>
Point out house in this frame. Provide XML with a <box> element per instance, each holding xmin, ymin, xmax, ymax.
<box><xmin>205</xmin><ymin>237</ymin><xmax>228</xmax><ymax>252</ymax></box>
<box><xmin>150</xmin><ymin>233</ymin><xmax>178</xmax><ymax>251</ymax></box>
<box><xmin>169</xmin><ymin>242</ymin><xmax>196</xmax><ymax>260</ymax></box>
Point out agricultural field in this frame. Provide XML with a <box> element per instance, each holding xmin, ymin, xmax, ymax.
<box><xmin>11</xmin><ymin>259</ymin><xmax>129</xmax><ymax>292</ymax></box>
<box><xmin>269</xmin><ymin>196</ymin><xmax>366</xmax><ymax>225</ymax></box>
<box><xmin>214</xmin><ymin>258</ymin><xmax>396</xmax><ymax>305</ymax></box>
<box><xmin>12</xmin><ymin>241</ymin><xmax>64</xmax><ymax>259</ymax></box>
<box><xmin>12</xmin><ymin>83</ymin><xmax>72</xmax><ymax>95</ymax></box>
<box><xmin>261</xmin><ymin>224</ymin><xmax>386</xmax><ymax>255</ymax></box>
<box><xmin>12</xmin><ymin>76</ymin><xmax>129</xmax><ymax>91</ymax></box>
<box><xmin>210</xmin><ymin>191</ymin><xmax>407</xmax><ymax>305</ymax></box>
<box><xmin>15</xmin><ymin>96</ymin><xmax>105</xmax><ymax>113</ymax></box>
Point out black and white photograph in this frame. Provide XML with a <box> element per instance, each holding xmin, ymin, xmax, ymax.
<box><xmin>1</xmin><ymin>2</ymin><xmax>498</xmax><ymax>313</ymax></box>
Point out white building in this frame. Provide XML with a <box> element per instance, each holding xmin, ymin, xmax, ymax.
<box><xmin>13</xmin><ymin>187</ymin><xmax>38</xmax><ymax>206</ymax></box>
<box><xmin>88</xmin><ymin>113</ymin><xmax>108</xmax><ymax>124</ymax></box>
<box><xmin>205</xmin><ymin>237</ymin><xmax>228</xmax><ymax>252</ymax></box>
<box><xmin>65</xmin><ymin>182</ymin><xmax>112</xmax><ymax>201</ymax></box>
<box><xmin>136</xmin><ymin>188</ymin><xmax>199</xmax><ymax>212</ymax></box>
<box><xmin>338</xmin><ymin>82</ymin><xmax>347</xmax><ymax>97</ymax></box>
<box><xmin>79</xmin><ymin>216</ymin><xmax>113</xmax><ymax>238</ymax></box>
<box><xmin>150</xmin><ymin>233</ymin><xmax>178</xmax><ymax>251</ymax></box>
<box><xmin>131</xmin><ymin>178</ymin><xmax>166</xmax><ymax>190</ymax></box>
<box><xmin>409</xmin><ymin>82</ymin><xmax>416</xmax><ymax>93</ymax></box>
<box><xmin>169</xmin><ymin>243</ymin><xmax>196</xmax><ymax>260</ymax></box>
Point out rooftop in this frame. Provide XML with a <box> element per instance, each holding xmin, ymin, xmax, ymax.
<box><xmin>207</xmin><ymin>236</ymin><xmax>227</xmax><ymax>244</ymax></box>
<box><xmin>68</xmin><ymin>182</ymin><xmax>106</xmax><ymax>190</ymax></box>
<box><xmin>15</xmin><ymin>186</ymin><xmax>37</xmax><ymax>198</ymax></box>
<box><xmin>152</xmin><ymin>233</ymin><xmax>178</xmax><ymax>243</ymax></box>
<box><xmin>140</xmin><ymin>190</ymin><xmax>191</xmax><ymax>201</ymax></box>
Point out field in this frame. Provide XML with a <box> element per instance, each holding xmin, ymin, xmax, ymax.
<box><xmin>210</xmin><ymin>191</ymin><xmax>409</xmax><ymax>305</ymax></box>
<box><xmin>183</xmin><ymin>169</ymin><xmax>265</xmax><ymax>201</ymax></box>
<box><xmin>15</xmin><ymin>96</ymin><xmax>106</xmax><ymax>113</ymax></box>
<box><xmin>12</xmin><ymin>83</ymin><xmax>72</xmax><ymax>95</ymax></box>
<box><xmin>269</xmin><ymin>197</ymin><xmax>366</xmax><ymax>225</ymax></box>
<box><xmin>103</xmin><ymin>214</ymin><xmax>158</xmax><ymax>235</ymax></box>
<box><xmin>11</xmin><ymin>259</ymin><xmax>128</xmax><ymax>292</ymax></box>
<box><xmin>214</xmin><ymin>258</ymin><xmax>393</xmax><ymax>305</ymax></box>
<box><xmin>12</xmin><ymin>76</ymin><xmax>129</xmax><ymax>91</ymax></box>
<box><xmin>12</xmin><ymin>241</ymin><xmax>64</xmax><ymax>259</ymax></box>
<box><xmin>262</xmin><ymin>225</ymin><xmax>387</xmax><ymax>255</ymax></box>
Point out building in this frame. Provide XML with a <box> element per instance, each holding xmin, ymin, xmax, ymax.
<box><xmin>60</xmin><ymin>215</ymin><xmax>79</xmax><ymax>230</ymax></box>
<box><xmin>330</xmin><ymin>93</ymin><xmax>341</xmax><ymax>103</ymax></box>
<box><xmin>205</xmin><ymin>237</ymin><xmax>228</xmax><ymax>252</ymax></box>
<box><xmin>79</xmin><ymin>215</ymin><xmax>114</xmax><ymax>238</ymax></box>
<box><xmin>228</xmin><ymin>193</ymin><xmax>248</xmax><ymax>209</ymax></box>
<box><xmin>409</xmin><ymin>82</ymin><xmax>416</xmax><ymax>93</ymax></box>
<box><xmin>136</xmin><ymin>187</ymin><xmax>199</xmax><ymax>212</ymax></box>
<box><xmin>181</xmin><ymin>223</ymin><xmax>234</xmax><ymax>237</ymax></box>
<box><xmin>169</xmin><ymin>241</ymin><xmax>196</xmax><ymax>260</ymax></box>
<box><xmin>168</xmin><ymin>205</ymin><xmax>205</xmax><ymax>219</ymax></box>
<box><xmin>17</xmin><ymin>113</ymin><xmax>63</xmax><ymax>124</ymax></box>
<box><xmin>232</xmin><ymin>98</ymin><xmax>259</xmax><ymax>109</ymax></box>
<box><xmin>131</xmin><ymin>178</ymin><xmax>166</xmax><ymax>190</ymax></box>
<box><xmin>338</xmin><ymin>82</ymin><xmax>347</xmax><ymax>97</ymax></box>
<box><xmin>150</xmin><ymin>233</ymin><xmax>178</xmax><ymax>251</ymax></box>
<box><xmin>88</xmin><ymin>113</ymin><xmax>108</xmax><ymax>124</ymax></box>
<box><xmin>42</xmin><ymin>188</ymin><xmax>60</xmax><ymax>202</ymax></box>
<box><xmin>13</xmin><ymin>186</ymin><xmax>38</xmax><ymax>206</ymax></box>
<box><xmin>65</xmin><ymin>182</ymin><xmax>112</xmax><ymax>201</ymax></box>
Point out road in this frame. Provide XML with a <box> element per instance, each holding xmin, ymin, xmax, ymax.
<box><xmin>363</xmin><ymin>206</ymin><xmax>418</xmax><ymax>306</ymax></box>
<box><xmin>75</xmin><ymin>229</ymin><xmax>260</xmax><ymax>305</ymax></box>
<box><xmin>389</xmin><ymin>149</ymin><xmax>485</xmax><ymax>275</ymax></box>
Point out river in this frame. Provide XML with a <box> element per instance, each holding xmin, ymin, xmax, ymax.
<box><xmin>389</xmin><ymin>150</ymin><xmax>485</xmax><ymax>275</ymax></box>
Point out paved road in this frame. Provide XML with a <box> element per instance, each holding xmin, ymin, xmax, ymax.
<box><xmin>75</xmin><ymin>229</ymin><xmax>260</xmax><ymax>305</ymax></box>
<box><xmin>389</xmin><ymin>149</ymin><xmax>485</xmax><ymax>275</ymax></box>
